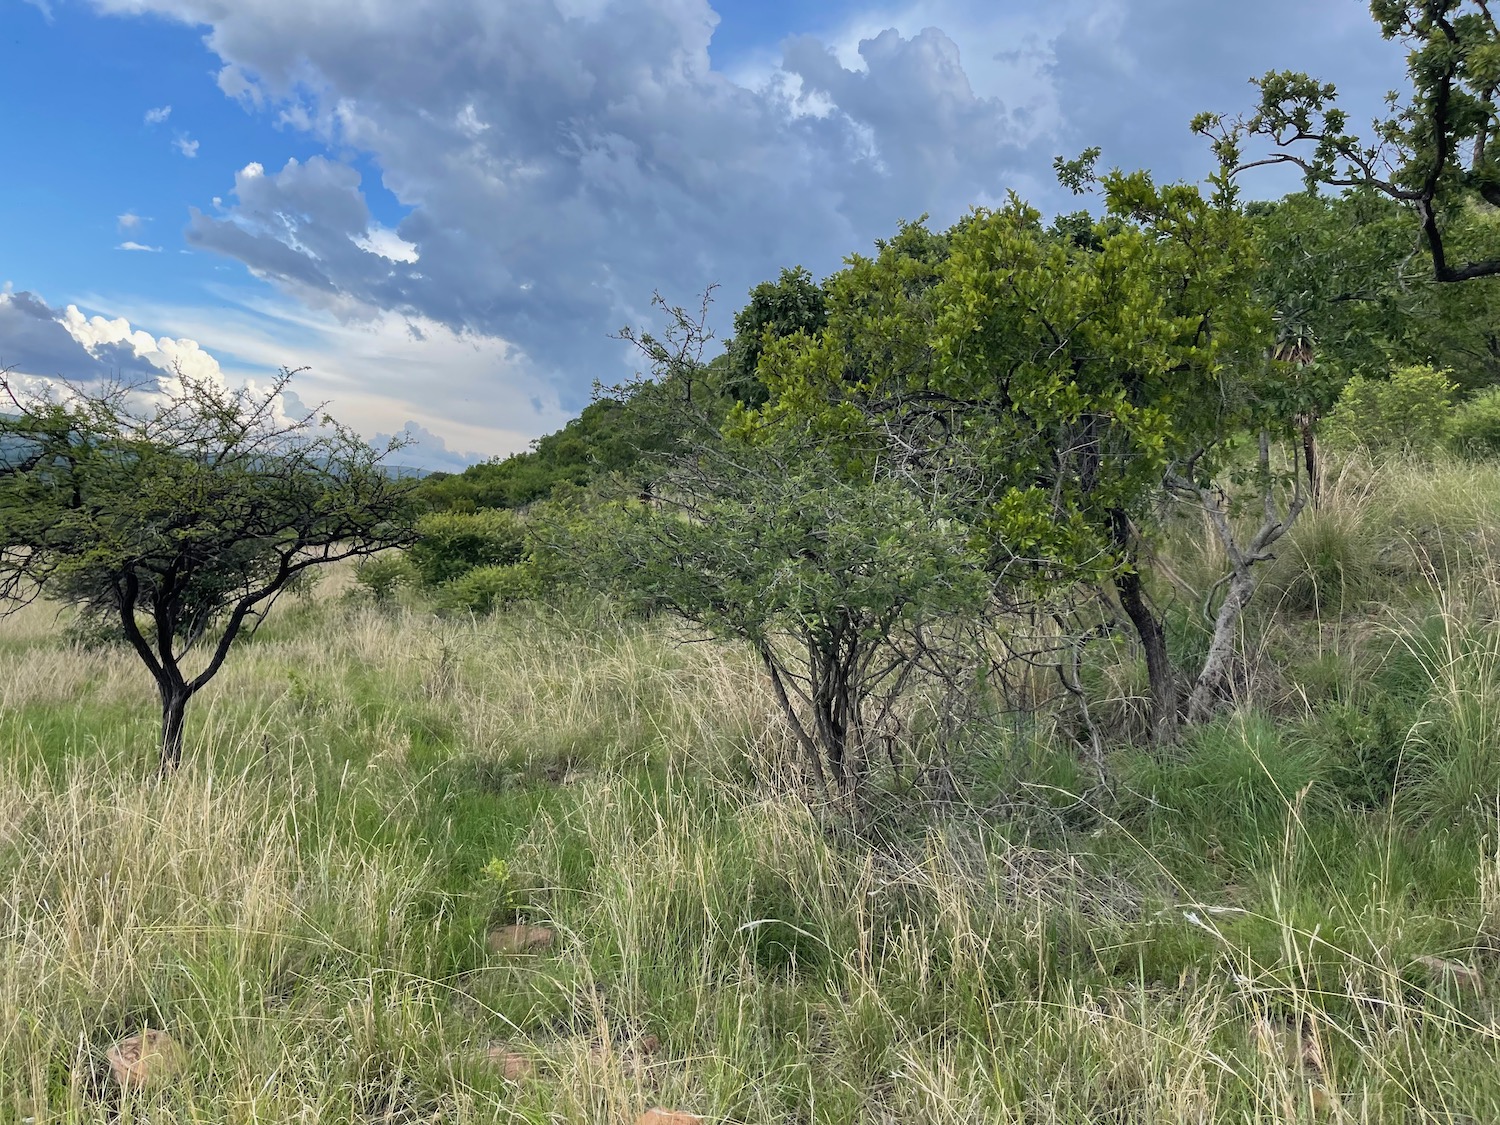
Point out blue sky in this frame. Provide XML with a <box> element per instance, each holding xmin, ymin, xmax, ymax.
<box><xmin>1</xmin><ymin>0</ymin><xmax>1406</xmax><ymax>471</ymax></box>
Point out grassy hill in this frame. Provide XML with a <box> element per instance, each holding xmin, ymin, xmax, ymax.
<box><xmin>3</xmin><ymin>456</ymin><xmax>1500</xmax><ymax>1121</ymax></box>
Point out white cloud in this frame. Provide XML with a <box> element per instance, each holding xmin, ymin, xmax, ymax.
<box><xmin>20</xmin><ymin>0</ymin><xmax>53</xmax><ymax>21</ymax></box>
<box><xmin>117</xmin><ymin>211</ymin><xmax>144</xmax><ymax>231</ymax></box>
<box><xmin>354</xmin><ymin>225</ymin><xmax>420</xmax><ymax>264</ymax></box>
<box><xmin>116</xmin><ymin>241</ymin><xmax>161</xmax><ymax>252</ymax></box>
<box><xmin>78</xmin><ymin>286</ymin><xmax>570</xmax><ymax>460</ymax></box>
<box><xmin>371</xmin><ymin>420</ymin><xmax>486</xmax><ymax>474</ymax></box>
<box><xmin>83</xmin><ymin>0</ymin><xmax>1043</xmax><ymax>404</ymax></box>
<box><xmin>174</xmin><ymin>134</ymin><xmax>200</xmax><ymax>158</ymax></box>
<box><xmin>144</xmin><ymin>104</ymin><xmax>172</xmax><ymax>125</ymax></box>
<box><xmin>76</xmin><ymin>0</ymin><xmax>1407</xmax><ymax>436</ymax></box>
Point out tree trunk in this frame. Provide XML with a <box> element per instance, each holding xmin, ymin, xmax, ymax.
<box><xmin>1118</xmin><ymin>565</ymin><xmax>1178</xmax><ymax>745</ymax></box>
<box><xmin>1187</xmin><ymin>568</ymin><xmax>1257</xmax><ymax>724</ymax></box>
<box><xmin>159</xmin><ymin>684</ymin><xmax>189</xmax><ymax>771</ymax></box>
<box><xmin>1301</xmin><ymin>419</ymin><xmax>1320</xmax><ymax>511</ymax></box>
<box><xmin>1111</xmin><ymin>510</ymin><xmax>1177</xmax><ymax>745</ymax></box>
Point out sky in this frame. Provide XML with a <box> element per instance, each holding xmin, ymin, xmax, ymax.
<box><xmin>1</xmin><ymin>0</ymin><xmax>1408</xmax><ymax>472</ymax></box>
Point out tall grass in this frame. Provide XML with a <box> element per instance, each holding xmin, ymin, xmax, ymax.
<box><xmin>3</xmin><ymin>458</ymin><xmax>1500</xmax><ymax>1120</ymax></box>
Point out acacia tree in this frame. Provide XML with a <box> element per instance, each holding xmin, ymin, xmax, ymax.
<box><xmin>0</xmin><ymin>368</ymin><xmax>418</xmax><ymax>769</ymax></box>
<box><xmin>1198</xmin><ymin>0</ymin><xmax>1500</xmax><ymax>284</ymax></box>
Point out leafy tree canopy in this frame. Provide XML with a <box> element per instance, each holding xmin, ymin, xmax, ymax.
<box><xmin>0</xmin><ymin>368</ymin><xmax>418</xmax><ymax>768</ymax></box>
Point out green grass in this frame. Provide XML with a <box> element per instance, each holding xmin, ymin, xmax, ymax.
<box><xmin>5</xmin><ymin>458</ymin><xmax>1500</xmax><ymax>1121</ymax></box>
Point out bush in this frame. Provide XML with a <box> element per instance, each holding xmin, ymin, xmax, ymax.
<box><xmin>353</xmin><ymin>554</ymin><xmax>414</xmax><ymax>605</ymax></box>
<box><xmin>1447</xmin><ymin>386</ymin><xmax>1500</xmax><ymax>459</ymax></box>
<box><xmin>437</xmin><ymin>563</ymin><xmax>541</xmax><ymax>615</ymax></box>
<box><xmin>1323</xmin><ymin>364</ymin><xmax>1456</xmax><ymax>454</ymax></box>
<box><xmin>61</xmin><ymin>611</ymin><xmax>128</xmax><ymax>651</ymax></box>
<box><xmin>409</xmin><ymin>510</ymin><xmax>526</xmax><ymax>587</ymax></box>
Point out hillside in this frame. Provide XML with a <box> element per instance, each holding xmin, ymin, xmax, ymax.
<box><xmin>3</xmin><ymin>456</ymin><xmax>1500</xmax><ymax>1121</ymax></box>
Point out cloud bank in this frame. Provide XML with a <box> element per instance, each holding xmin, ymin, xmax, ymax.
<box><xmin>78</xmin><ymin>0</ymin><xmax>1406</xmax><ymax>423</ymax></box>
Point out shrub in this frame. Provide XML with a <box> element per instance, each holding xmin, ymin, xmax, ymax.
<box><xmin>1447</xmin><ymin>386</ymin><xmax>1500</xmax><ymax>459</ymax></box>
<box><xmin>61</xmin><ymin>611</ymin><xmax>128</xmax><ymax>651</ymax></box>
<box><xmin>1323</xmin><ymin>364</ymin><xmax>1456</xmax><ymax>454</ymax></box>
<box><xmin>437</xmin><ymin>563</ymin><xmax>541</xmax><ymax>615</ymax></box>
<box><xmin>353</xmin><ymin>554</ymin><xmax>414</xmax><ymax>605</ymax></box>
<box><xmin>409</xmin><ymin>510</ymin><xmax>526</xmax><ymax>587</ymax></box>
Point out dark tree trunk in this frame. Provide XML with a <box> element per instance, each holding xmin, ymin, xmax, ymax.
<box><xmin>1112</xmin><ymin>510</ymin><xmax>1177</xmax><ymax>745</ymax></box>
<box><xmin>1301</xmin><ymin>418</ymin><xmax>1320</xmax><ymax>511</ymax></box>
<box><xmin>159</xmin><ymin>683</ymin><xmax>190</xmax><ymax>771</ymax></box>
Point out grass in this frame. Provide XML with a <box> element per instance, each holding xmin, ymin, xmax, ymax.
<box><xmin>4</xmin><ymin>458</ymin><xmax>1500</xmax><ymax>1121</ymax></box>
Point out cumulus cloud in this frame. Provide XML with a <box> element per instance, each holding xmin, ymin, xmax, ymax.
<box><xmin>116</xmin><ymin>240</ymin><xmax>161</xmax><ymax>252</ymax></box>
<box><xmin>117</xmin><ymin>211</ymin><xmax>144</xmax><ymax>231</ymax></box>
<box><xmin>174</xmin><ymin>134</ymin><xmax>200</xmax><ymax>158</ymax></box>
<box><xmin>88</xmin><ymin>288</ymin><xmax>571</xmax><ymax>459</ymax></box>
<box><xmin>81</xmin><ymin>0</ymin><xmax>1407</xmax><ymax>416</ymax></box>
<box><xmin>85</xmin><ymin>0</ymin><xmax>1048</xmax><ymax>402</ymax></box>
<box><xmin>0</xmin><ymin>290</ymin><xmax>182</xmax><ymax>384</ymax></box>
<box><xmin>144</xmin><ymin>104</ymin><xmax>172</xmax><ymax>125</ymax></box>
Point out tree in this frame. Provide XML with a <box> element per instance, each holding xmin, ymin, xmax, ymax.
<box><xmin>722</xmin><ymin>267</ymin><xmax>829</xmax><ymax>407</ymax></box>
<box><xmin>572</xmin><ymin>298</ymin><xmax>988</xmax><ymax>809</ymax></box>
<box><xmin>755</xmin><ymin>168</ymin><xmax>1293</xmax><ymax>743</ymax></box>
<box><xmin>0</xmin><ymin>368</ymin><xmax>418</xmax><ymax>769</ymax></box>
<box><xmin>1198</xmin><ymin>0</ymin><xmax>1500</xmax><ymax>284</ymax></box>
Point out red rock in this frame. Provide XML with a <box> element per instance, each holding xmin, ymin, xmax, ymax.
<box><xmin>482</xmin><ymin>1044</ymin><xmax>533</xmax><ymax>1080</ymax></box>
<box><xmin>1415</xmin><ymin>954</ymin><xmax>1484</xmax><ymax>993</ymax></box>
<box><xmin>636</xmin><ymin>1110</ymin><xmax>705</xmax><ymax>1125</ymax></box>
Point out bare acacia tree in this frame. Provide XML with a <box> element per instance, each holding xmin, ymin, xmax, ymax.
<box><xmin>0</xmin><ymin>367</ymin><xmax>418</xmax><ymax>769</ymax></box>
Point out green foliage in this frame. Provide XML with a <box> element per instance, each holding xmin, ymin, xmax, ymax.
<box><xmin>1120</xmin><ymin>715</ymin><xmax>1331</xmax><ymax>832</ymax></box>
<box><xmin>409</xmin><ymin>510</ymin><xmax>526</xmax><ymax>587</ymax></box>
<box><xmin>60</xmin><ymin>609</ymin><xmax>129</xmax><ymax>652</ymax></box>
<box><xmin>353</xmin><ymin>554</ymin><xmax>414</xmax><ymax>605</ymax></box>
<box><xmin>1448</xmin><ymin>385</ymin><xmax>1500</xmax><ymax>457</ymax></box>
<box><xmin>0</xmin><ymin>368</ymin><xmax>418</xmax><ymax>767</ymax></box>
<box><xmin>412</xmin><ymin>397</ymin><xmax>673</xmax><ymax>511</ymax></box>
<box><xmin>1323</xmin><ymin>364</ymin><xmax>1456</xmax><ymax>452</ymax></box>
<box><xmin>1201</xmin><ymin>2</ymin><xmax>1500</xmax><ymax>285</ymax></box>
<box><xmin>724</xmin><ymin>266</ymin><xmax>829</xmax><ymax>407</ymax></box>
<box><xmin>436</xmin><ymin>563</ymin><xmax>541</xmax><ymax>616</ymax></box>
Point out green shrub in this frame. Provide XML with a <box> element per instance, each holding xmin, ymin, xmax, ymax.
<box><xmin>61</xmin><ymin>611</ymin><xmax>128</xmax><ymax>651</ymax></box>
<box><xmin>436</xmin><ymin>563</ymin><xmax>540</xmax><ymax>615</ymax></box>
<box><xmin>1324</xmin><ymin>364</ymin><xmax>1456</xmax><ymax>454</ymax></box>
<box><xmin>409</xmin><ymin>510</ymin><xmax>526</xmax><ymax>587</ymax></box>
<box><xmin>1262</xmin><ymin>511</ymin><xmax>1377</xmax><ymax>615</ymax></box>
<box><xmin>1447</xmin><ymin>385</ymin><xmax>1500</xmax><ymax>459</ymax></box>
<box><xmin>353</xmin><ymin>554</ymin><xmax>414</xmax><ymax>605</ymax></box>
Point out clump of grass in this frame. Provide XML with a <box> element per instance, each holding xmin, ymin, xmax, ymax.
<box><xmin>1262</xmin><ymin>509</ymin><xmax>1378</xmax><ymax>616</ymax></box>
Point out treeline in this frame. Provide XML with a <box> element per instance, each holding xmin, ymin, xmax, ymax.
<box><xmin>399</xmin><ymin>0</ymin><xmax>1500</xmax><ymax>808</ymax></box>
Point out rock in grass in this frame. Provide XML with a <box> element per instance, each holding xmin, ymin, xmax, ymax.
<box><xmin>481</xmin><ymin>1044</ymin><xmax>533</xmax><ymax>1080</ymax></box>
<box><xmin>636</xmin><ymin>1111</ymin><xmax>705</xmax><ymax>1125</ymax></box>
<box><xmin>486</xmin><ymin>923</ymin><xmax>557</xmax><ymax>954</ymax></box>
<box><xmin>1415</xmin><ymin>954</ymin><xmax>1484</xmax><ymax>993</ymax></box>
<box><xmin>106</xmin><ymin>1029</ymin><xmax>186</xmax><ymax>1090</ymax></box>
